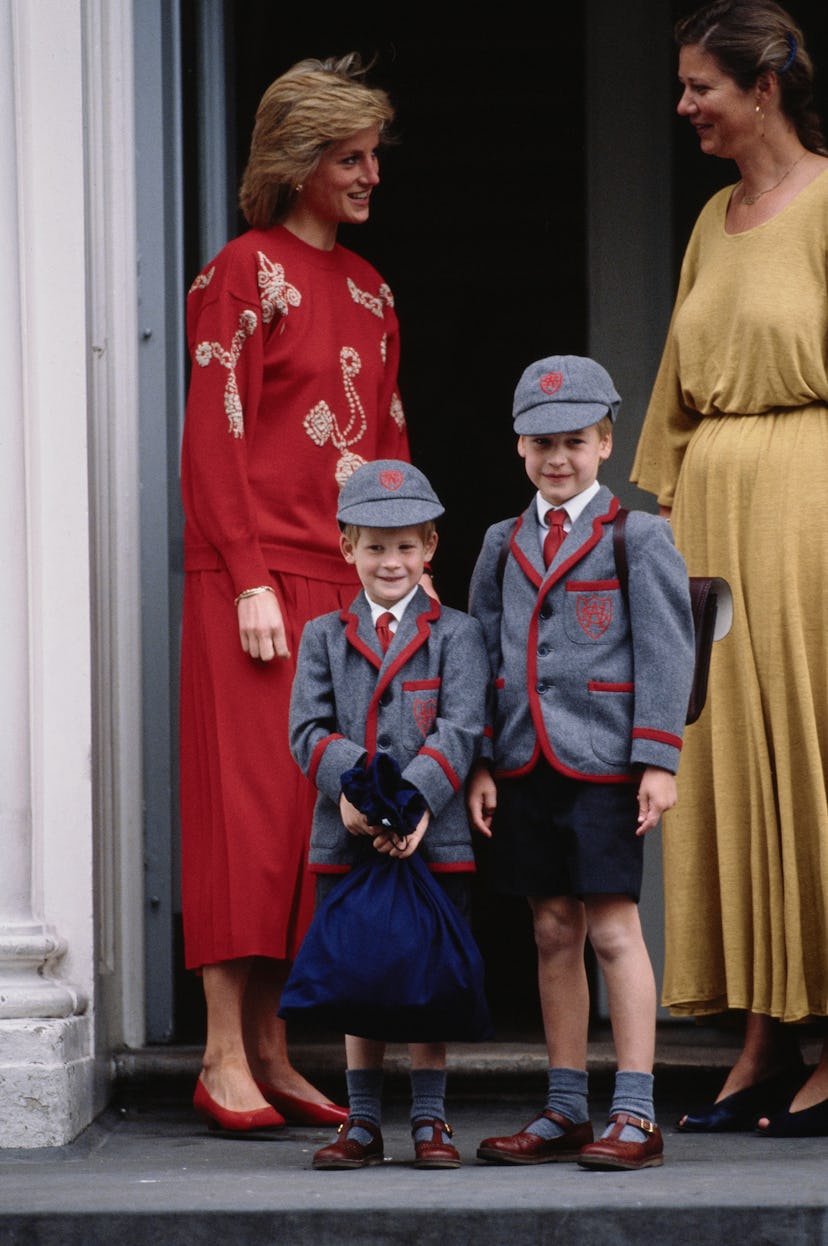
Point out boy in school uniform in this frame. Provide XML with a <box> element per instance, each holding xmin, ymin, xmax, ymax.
<box><xmin>289</xmin><ymin>458</ymin><xmax>490</xmax><ymax>1170</ymax></box>
<box><xmin>467</xmin><ymin>355</ymin><xmax>695</xmax><ymax>1171</ymax></box>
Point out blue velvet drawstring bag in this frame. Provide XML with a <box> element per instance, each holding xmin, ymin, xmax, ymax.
<box><xmin>278</xmin><ymin>851</ymin><xmax>494</xmax><ymax>1041</ymax></box>
<box><xmin>339</xmin><ymin>750</ymin><xmax>428</xmax><ymax>835</ymax></box>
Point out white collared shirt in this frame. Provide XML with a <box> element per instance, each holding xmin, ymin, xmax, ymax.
<box><xmin>535</xmin><ymin>480</ymin><xmax>601</xmax><ymax>554</ymax></box>
<box><xmin>366</xmin><ymin>585</ymin><xmax>418</xmax><ymax>634</ymax></box>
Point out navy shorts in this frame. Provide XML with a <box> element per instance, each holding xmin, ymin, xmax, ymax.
<box><xmin>315</xmin><ymin>867</ymin><xmax>473</xmax><ymax>924</ymax></box>
<box><xmin>488</xmin><ymin>759</ymin><xmax>643</xmax><ymax>901</ymax></box>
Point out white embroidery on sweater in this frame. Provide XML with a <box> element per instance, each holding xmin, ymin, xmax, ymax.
<box><xmin>347</xmin><ymin>277</ymin><xmax>395</xmax><ymax>318</ymax></box>
<box><xmin>189</xmin><ymin>267</ymin><xmax>215</xmax><ymax>293</ymax></box>
<box><xmin>303</xmin><ymin>345</ymin><xmax>371</xmax><ymax>483</ymax></box>
<box><xmin>257</xmin><ymin>252</ymin><xmax>301</xmax><ymax>323</ymax></box>
<box><xmin>194</xmin><ymin>308</ymin><xmax>258</xmax><ymax>438</ymax></box>
<box><xmin>390</xmin><ymin>393</ymin><xmax>405</xmax><ymax>430</ymax></box>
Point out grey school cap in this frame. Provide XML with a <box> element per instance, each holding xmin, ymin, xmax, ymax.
<box><xmin>512</xmin><ymin>354</ymin><xmax>621</xmax><ymax>435</ymax></box>
<box><xmin>337</xmin><ymin>459</ymin><xmax>444</xmax><ymax>527</ymax></box>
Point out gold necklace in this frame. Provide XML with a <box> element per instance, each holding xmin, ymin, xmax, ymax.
<box><xmin>740</xmin><ymin>149</ymin><xmax>807</xmax><ymax>205</ymax></box>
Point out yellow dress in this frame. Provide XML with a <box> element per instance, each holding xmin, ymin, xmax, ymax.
<box><xmin>632</xmin><ymin>170</ymin><xmax>828</xmax><ymax>1023</ymax></box>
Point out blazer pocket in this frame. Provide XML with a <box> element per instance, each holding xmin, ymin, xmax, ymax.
<box><xmin>563</xmin><ymin>579</ymin><xmax>623</xmax><ymax>645</ymax></box>
<box><xmin>401</xmin><ymin>678</ymin><xmax>441</xmax><ymax>749</ymax></box>
<box><xmin>587</xmin><ymin>681</ymin><xmax>634</xmax><ymax>766</ymax></box>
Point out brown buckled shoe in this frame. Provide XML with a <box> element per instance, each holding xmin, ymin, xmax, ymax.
<box><xmin>312</xmin><ymin>1118</ymin><xmax>384</xmax><ymax>1170</ymax></box>
<box><xmin>577</xmin><ymin>1113</ymin><xmax>664</xmax><ymax>1170</ymax></box>
<box><xmin>476</xmin><ymin>1110</ymin><xmax>594</xmax><ymax>1164</ymax></box>
<box><xmin>412</xmin><ymin>1118</ymin><xmax>461</xmax><ymax>1169</ymax></box>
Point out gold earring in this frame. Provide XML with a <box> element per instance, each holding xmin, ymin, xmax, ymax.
<box><xmin>294</xmin><ymin>183</ymin><xmax>303</xmax><ymax>193</ymax></box>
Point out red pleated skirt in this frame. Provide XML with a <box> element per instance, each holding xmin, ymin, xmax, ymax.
<box><xmin>179</xmin><ymin>567</ymin><xmax>357</xmax><ymax>970</ymax></box>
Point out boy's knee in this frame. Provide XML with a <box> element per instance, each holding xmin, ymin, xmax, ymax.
<box><xmin>531</xmin><ymin>899</ymin><xmax>584</xmax><ymax>955</ymax></box>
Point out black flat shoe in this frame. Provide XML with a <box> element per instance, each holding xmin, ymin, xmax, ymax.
<box><xmin>756</xmin><ymin>1095</ymin><xmax>828</xmax><ymax>1137</ymax></box>
<box><xmin>677</xmin><ymin>1067</ymin><xmax>807</xmax><ymax>1133</ymax></box>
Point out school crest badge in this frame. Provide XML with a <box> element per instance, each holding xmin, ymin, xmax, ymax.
<box><xmin>379</xmin><ymin>469</ymin><xmax>404</xmax><ymax>491</ymax></box>
<box><xmin>576</xmin><ymin>593</ymin><xmax>612</xmax><ymax>638</ymax></box>
<box><xmin>539</xmin><ymin>371</ymin><xmax>563</xmax><ymax>395</ymax></box>
<box><xmin>413</xmin><ymin>697</ymin><xmax>437</xmax><ymax>736</ymax></box>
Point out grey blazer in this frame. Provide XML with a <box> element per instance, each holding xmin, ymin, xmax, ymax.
<box><xmin>289</xmin><ymin>585</ymin><xmax>490</xmax><ymax>869</ymax></box>
<box><xmin>468</xmin><ymin>486</ymin><xmax>695</xmax><ymax>780</ymax></box>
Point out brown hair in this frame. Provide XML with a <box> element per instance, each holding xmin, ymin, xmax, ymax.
<box><xmin>675</xmin><ymin>0</ymin><xmax>828</xmax><ymax>154</ymax></box>
<box><xmin>239</xmin><ymin>52</ymin><xmax>395</xmax><ymax>229</ymax></box>
<box><xmin>341</xmin><ymin>521</ymin><xmax>437</xmax><ymax>547</ymax></box>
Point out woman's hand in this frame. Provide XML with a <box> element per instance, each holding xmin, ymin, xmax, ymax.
<box><xmin>237</xmin><ymin>589</ymin><xmax>290</xmax><ymax>661</ymax></box>
<box><xmin>420</xmin><ymin>570</ymin><xmax>440</xmax><ymax>602</ymax></box>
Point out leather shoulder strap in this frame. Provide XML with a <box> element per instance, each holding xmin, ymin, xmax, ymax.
<box><xmin>613</xmin><ymin>506</ymin><xmax>629</xmax><ymax>602</ymax></box>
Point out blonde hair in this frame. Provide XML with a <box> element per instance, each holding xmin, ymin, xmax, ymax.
<box><xmin>239</xmin><ymin>53</ymin><xmax>395</xmax><ymax>229</ymax></box>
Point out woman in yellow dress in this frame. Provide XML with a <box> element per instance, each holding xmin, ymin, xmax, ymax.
<box><xmin>632</xmin><ymin>0</ymin><xmax>828</xmax><ymax>1136</ymax></box>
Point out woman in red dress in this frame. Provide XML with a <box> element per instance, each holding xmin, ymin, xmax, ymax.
<box><xmin>180</xmin><ymin>54</ymin><xmax>411</xmax><ymax>1132</ymax></box>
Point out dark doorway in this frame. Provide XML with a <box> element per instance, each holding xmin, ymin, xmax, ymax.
<box><xmin>177</xmin><ymin>8</ymin><xmax>588</xmax><ymax>1040</ymax></box>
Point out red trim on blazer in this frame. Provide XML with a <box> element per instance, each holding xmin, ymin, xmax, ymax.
<box><xmin>308</xmin><ymin>733</ymin><xmax>345</xmax><ymax>784</ymax></box>
<box><xmin>566</xmin><ymin>579</ymin><xmax>621</xmax><ymax>592</ymax></box>
<box><xmin>419</xmin><ymin>745</ymin><xmax>461</xmax><ymax>791</ymax></box>
<box><xmin>363</xmin><ymin>596</ymin><xmax>442</xmax><ymax>754</ymax></box>
<box><xmin>632</xmin><ymin>727</ymin><xmax>683</xmax><ymax>749</ymax></box>
<box><xmin>493</xmin><ymin>740</ymin><xmax>541</xmax><ymax>779</ymax></box>
<box><xmin>403</xmin><ymin>678</ymin><xmax>440</xmax><ymax>690</ymax></box>
<box><xmin>340</xmin><ymin>607</ymin><xmax>380</xmax><ymax>668</ymax></box>
<box><xmin>589</xmin><ymin>681</ymin><xmax>634</xmax><ymax>692</ymax></box>
<box><xmin>508</xmin><ymin>516</ymin><xmax>543</xmax><ymax>588</ymax></box>
<box><xmin>517</xmin><ymin>498</ymin><xmax>633</xmax><ymax>783</ymax></box>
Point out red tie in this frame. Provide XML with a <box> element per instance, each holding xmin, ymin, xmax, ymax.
<box><xmin>543</xmin><ymin>508</ymin><xmax>567</xmax><ymax>567</ymax></box>
<box><xmin>376</xmin><ymin>611</ymin><xmax>395</xmax><ymax>653</ymax></box>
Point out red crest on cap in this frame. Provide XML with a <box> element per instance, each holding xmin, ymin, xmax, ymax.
<box><xmin>379</xmin><ymin>469</ymin><xmax>404</xmax><ymax>491</ymax></box>
<box><xmin>540</xmin><ymin>371</ymin><xmax>563</xmax><ymax>395</ymax></box>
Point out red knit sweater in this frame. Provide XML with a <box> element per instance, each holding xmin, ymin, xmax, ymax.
<box><xmin>181</xmin><ymin>225</ymin><xmax>410</xmax><ymax>589</ymax></box>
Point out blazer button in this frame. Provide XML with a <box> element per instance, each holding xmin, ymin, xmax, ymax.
<box><xmin>380</xmin><ymin>691</ymin><xmax>392</xmax><ymax>707</ymax></box>
<box><xmin>538</xmin><ymin>644</ymin><xmax>549</xmax><ymax>657</ymax></box>
<box><xmin>377</xmin><ymin>736</ymin><xmax>391</xmax><ymax>750</ymax></box>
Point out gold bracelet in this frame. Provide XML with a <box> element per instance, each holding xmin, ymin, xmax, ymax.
<box><xmin>234</xmin><ymin>585</ymin><xmax>275</xmax><ymax>607</ymax></box>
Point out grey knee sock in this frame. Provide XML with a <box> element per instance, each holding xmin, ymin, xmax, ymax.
<box><xmin>526</xmin><ymin>1068</ymin><xmax>589</xmax><ymax>1139</ymax></box>
<box><xmin>605</xmin><ymin>1070</ymin><xmax>655</xmax><ymax>1142</ymax></box>
<box><xmin>410</xmin><ymin>1068</ymin><xmax>451</xmax><ymax>1144</ymax></box>
<box><xmin>346</xmin><ymin>1068</ymin><xmax>383</xmax><ymax>1145</ymax></box>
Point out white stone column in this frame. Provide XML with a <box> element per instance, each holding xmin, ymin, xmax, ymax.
<box><xmin>0</xmin><ymin>0</ymin><xmax>95</xmax><ymax>1146</ymax></box>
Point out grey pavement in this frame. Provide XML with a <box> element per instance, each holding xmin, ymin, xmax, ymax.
<box><xmin>1</xmin><ymin>1026</ymin><xmax>826</xmax><ymax>1246</ymax></box>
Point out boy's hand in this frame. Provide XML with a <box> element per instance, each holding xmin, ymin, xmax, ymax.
<box><xmin>339</xmin><ymin>792</ymin><xmax>374</xmax><ymax>837</ymax></box>
<box><xmin>467</xmin><ymin>762</ymin><xmax>496</xmax><ymax>838</ymax></box>
<box><xmin>372</xmin><ymin>809</ymin><xmax>430</xmax><ymax>858</ymax></box>
<box><xmin>636</xmin><ymin>766</ymin><xmax>677</xmax><ymax>835</ymax></box>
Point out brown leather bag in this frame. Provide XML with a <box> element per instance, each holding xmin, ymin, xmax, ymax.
<box><xmin>613</xmin><ymin>508</ymin><xmax>731</xmax><ymax>725</ymax></box>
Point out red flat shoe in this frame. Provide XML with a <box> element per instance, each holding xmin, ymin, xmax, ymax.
<box><xmin>193</xmin><ymin>1079</ymin><xmax>286</xmax><ymax>1133</ymax></box>
<box><xmin>313</xmin><ymin>1119</ymin><xmax>384</xmax><ymax>1169</ymax></box>
<box><xmin>255</xmin><ymin>1082</ymin><xmax>348</xmax><ymax>1126</ymax></box>
<box><xmin>577</xmin><ymin>1113</ymin><xmax>663</xmax><ymax>1170</ymax></box>
<box><xmin>412</xmin><ymin>1118</ymin><xmax>462</xmax><ymax>1169</ymax></box>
